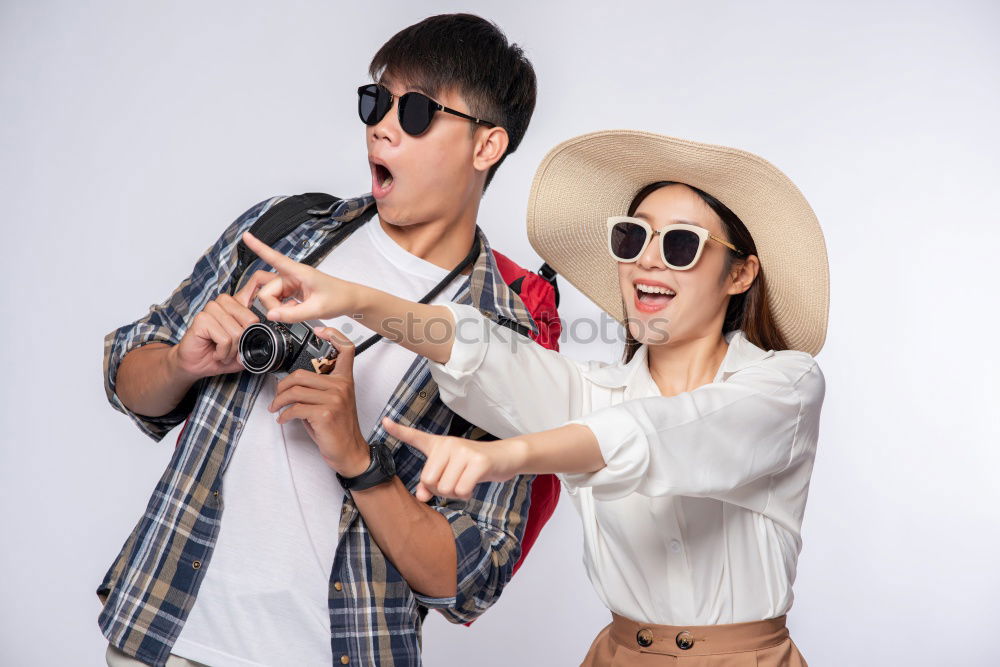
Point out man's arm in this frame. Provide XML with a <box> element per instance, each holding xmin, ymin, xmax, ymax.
<box><xmin>270</xmin><ymin>327</ymin><xmax>531</xmax><ymax>621</ymax></box>
<box><xmin>350</xmin><ymin>477</ymin><xmax>459</xmax><ymax>598</ymax></box>
<box><xmin>104</xmin><ymin>197</ymin><xmax>278</xmax><ymax>441</ymax></box>
<box><xmin>349</xmin><ymin>444</ymin><xmax>532</xmax><ymax>622</ymax></box>
<box><xmin>115</xmin><ymin>343</ymin><xmax>199</xmax><ymax>419</ymax></box>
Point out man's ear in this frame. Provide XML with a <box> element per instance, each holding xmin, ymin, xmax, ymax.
<box><xmin>472</xmin><ymin>126</ymin><xmax>509</xmax><ymax>173</ymax></box>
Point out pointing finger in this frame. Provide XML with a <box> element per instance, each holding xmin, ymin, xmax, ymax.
<box><xmin>381</xmin><ymin>416</ymin><xmax>435</xmax><ymax>457</ymax></box>
<box><xmin>234</xmin><ymin>269</ymin><xmax>280</xmax><ymax>309</ymax></box>
<box><xmin>242</xmin><ymin>231</ymin><xmax>302</xmax><ymax>275</ymax></box>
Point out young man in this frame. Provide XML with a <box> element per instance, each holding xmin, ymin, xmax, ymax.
<box><xmin>98</xmin><ymin>14</ymin><xmax>557</xmax><ymax>667</ymax></box>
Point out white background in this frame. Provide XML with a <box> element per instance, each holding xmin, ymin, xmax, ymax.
<box><xmin>2</xmin><ymin>1</ymin><xmax>998</xmax><ymax>665</ymax></box>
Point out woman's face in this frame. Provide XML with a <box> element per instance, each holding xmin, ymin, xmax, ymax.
<box><xmin>617</xmin><ymin>184</ymin><xmax>756</xmax><ymax>347</ymax></box>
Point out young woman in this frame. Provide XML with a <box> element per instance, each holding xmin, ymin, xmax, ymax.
<box><xmin>243</xmin><ymin>130</ymin><xmax>829</xmax><ymax>665</ymax></box>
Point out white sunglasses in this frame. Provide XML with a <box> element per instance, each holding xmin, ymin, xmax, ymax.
<box><xmin>606</xmin><ymin>216</ymin><xmax>746</xmax><ymax>270</ymax></box>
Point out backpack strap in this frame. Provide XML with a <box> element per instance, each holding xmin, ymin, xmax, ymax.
<box><xmin>537</xmin><ymin>262</ymin><xmax>560</xmax><ymax>308</ymax></box>
<box><xmin>228</xmin><ymin>192</ymin><xmax>341</xmax><ymax>296</ymax></box>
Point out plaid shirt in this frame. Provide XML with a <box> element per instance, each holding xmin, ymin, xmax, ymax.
<box><xmin>97</xmin><ymin>193</ymin><xmax>541</xmax><ymax>666</ymax></box>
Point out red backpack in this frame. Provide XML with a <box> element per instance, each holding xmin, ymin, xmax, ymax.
<box><xmin>489</xmin><ymin>250</ymin><xmax>562</xmax><ymax>580</ymax></box>
<box><xmin>174</xmin><ymin>194</ymin><xmax>563</xmax><ymax>605</ymax></box>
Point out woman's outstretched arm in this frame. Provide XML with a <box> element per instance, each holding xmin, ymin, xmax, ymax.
<box><xmin>390</xmin><ymin>355</ymin><xmax>825</xmax><ymax>507</ymax></box>
<box><xmin>242</xmin><ymin>230</ymin><xmax>587</xmax><ymax>435</ymax></box>
<box><xmin>382</xmin><ymin>417</ymin><xmax>605</xmax><ymax>502</ymax></box>
<box><xmin>242</xmin><ymin>230</ymin><xmax>457</xmax><ymax>363</ymax></box>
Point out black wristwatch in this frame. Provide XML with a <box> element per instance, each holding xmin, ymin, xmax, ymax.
<box><xmin>336</xmin><ymin>441</ymin><xmax>396</xmax><ymax>492</ymax></box>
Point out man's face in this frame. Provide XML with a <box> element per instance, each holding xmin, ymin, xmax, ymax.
<box><xmin>365</xmin><ymin>77</ymin><xmax>484</xmax><ymax>227</ymax></box>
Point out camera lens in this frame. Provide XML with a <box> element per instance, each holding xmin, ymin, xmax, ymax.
<box><xmin>238</xmin><ymin>323</ymin><xmax>287</xmax><ymax>374</ymax></box>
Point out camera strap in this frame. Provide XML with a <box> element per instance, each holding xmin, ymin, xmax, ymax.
<box><xmin>351</xmin><ymin>232</ymin><xmax>481</xmax><ymax>357</ymax></box>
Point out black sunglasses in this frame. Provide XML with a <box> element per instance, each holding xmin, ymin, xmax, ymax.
<box><xmin>357</xmin><ymin>83</ymin><xmax>497</xmax><ymax>136</ymax></box>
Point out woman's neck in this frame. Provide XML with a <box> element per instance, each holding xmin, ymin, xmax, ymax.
<box><xmin>646</xmin><ymin>333</ymin><xmax>730</xmax><ymax>397</ymax></box>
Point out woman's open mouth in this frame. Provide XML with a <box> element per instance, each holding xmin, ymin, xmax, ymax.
<box><xmin>371</xmin><ymin>161</ymin><xmax>395</xmax><ymax>199</ymax></box>
<box><xmin>634</xmin><ymin>282</ymin><xmax>676</xmax><ymax>313</ymax></box>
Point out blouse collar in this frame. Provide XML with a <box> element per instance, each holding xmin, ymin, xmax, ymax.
<box><xmin>582</xmin><ymin>329</ymin><xmax>775</xmax><ymax>389</ymax></box>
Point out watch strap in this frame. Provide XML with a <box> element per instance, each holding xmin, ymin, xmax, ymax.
<box><xmin>337</xmin><ymin>442</ymin><xmax>396</xmax><ymax>491</ymax></box>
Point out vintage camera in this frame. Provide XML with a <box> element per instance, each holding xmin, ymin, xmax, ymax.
<box><xmin>238</xmin><ymin>297</ymin><xmax>338</xmax><ymax>375</ymax></box>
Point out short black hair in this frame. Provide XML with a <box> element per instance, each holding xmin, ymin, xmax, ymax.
<box><xmin>369</xmin><ymin>13</ymin><xmax>537</xmax><ymax>191</ymax></box>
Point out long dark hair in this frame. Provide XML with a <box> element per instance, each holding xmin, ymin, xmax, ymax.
<box><xmin>623</xmin><ymin>181</ymin><xmax>788</xmax><ymax>362</ymax></box>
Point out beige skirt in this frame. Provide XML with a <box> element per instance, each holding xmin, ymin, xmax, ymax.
<box><xmin>581</xmin><ymin>613</ymin><xmax>807</xmax><ymax>666</ymax></box>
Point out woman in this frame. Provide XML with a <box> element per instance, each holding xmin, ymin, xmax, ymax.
<box><xmin>244</xmin><ymin>130</ymin><xmax>829</xmax><ymax>665</ymax></box>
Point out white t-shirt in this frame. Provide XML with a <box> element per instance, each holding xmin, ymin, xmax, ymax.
<box><xmin>172</xmin><ymin>217</ymin><xmax>463</xmax><ymax>666</ymax></box>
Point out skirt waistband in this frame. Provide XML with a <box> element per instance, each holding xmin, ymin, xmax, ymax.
<box><xmin>608</xmin><ymin>613</ymin><xmax>789</xmax><ymax>657</ymax></box>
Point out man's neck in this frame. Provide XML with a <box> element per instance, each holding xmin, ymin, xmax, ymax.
<box><xmin>376</xmin><ymin>204</ymin><xmax>479</xmax><ymax>274</ymax></box>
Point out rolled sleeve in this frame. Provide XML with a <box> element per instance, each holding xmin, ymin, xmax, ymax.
<box><xmin>102</xmin><ymin>196</ymin><xmax>279</xmax><ymax>441</ymax></box>
<box><xmin>560</xmin><ymin>356</ymin><xmax>825</xmax><ymax>502</ymax></box>
<box><xmin>434</xmin><ymin>302</ymin><xmax>492</xmax><ymax>382</ymax></box>
<box><xmin>103</xmin><ymin>319</ymin><xmax>195</xmax><ymax>442</ymax></box>
<box><xmin>413</xmin><ymin>473</ymin><xmax>533</xmax><ymax>624</ymax></box>
<box><xmin>559</xmin><ymin>409</ymin><xmax>650</xmax><ymax>500</ymax></box>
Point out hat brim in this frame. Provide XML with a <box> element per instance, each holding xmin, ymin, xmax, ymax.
<box><xmin>526</xmin><ymin>130</ymin><xmax>829</xmax><ymax>356</ymax></box>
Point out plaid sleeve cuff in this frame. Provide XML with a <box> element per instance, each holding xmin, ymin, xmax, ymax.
<box><xmin>103</xmin><ymin>320</ymin><xmax>193</xmax><ymax>443</ymax></box>
<box><xmin>413</xmin><ymin>501</ymin><xmax>522</xmax><ymax>624</ymax></box>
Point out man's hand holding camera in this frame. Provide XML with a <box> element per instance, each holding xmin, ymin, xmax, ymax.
<box><xmin>170</xmin><ymin>270</ymin><xmax>278</xmax><ymax>380</ymax></box>
<box><xmin>265</xmin><ymin>326</ymin><xmax>372</xmax><ymax>477</ymax></box>
<box><xmin>168</xmin><ymin>256</ymin><xmax>370</xmax><ymax>476</ymax></box>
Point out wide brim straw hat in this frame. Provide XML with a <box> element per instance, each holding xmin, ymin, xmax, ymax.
<box><xmin>526</xmin><ymin>130</ymin><xmax>830</xmax><ymax>356</ymax></box>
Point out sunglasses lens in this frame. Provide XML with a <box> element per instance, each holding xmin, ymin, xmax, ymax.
<box><xmin>358</xmin><ymin>86</ymin><xmax>377</xmax><ymax>124</ymax></box>
<box><xmin>358</xmin><ymin>85</ymin><xmax>392</xmax><ymax>125</ymax></box>
<box><xmin>610</xmin><ymin>222</ymin><xmax>648</xmax><ymax>261</ymax></box>
<box><xmin>399</xmin><ymin>93</ymin><xmax>435</xmax><ymax>135</ymax></box>
<box><xmin>662</xmin><ymin>229</ymin><xmax>701</xmax><ymax>267</ymax></box>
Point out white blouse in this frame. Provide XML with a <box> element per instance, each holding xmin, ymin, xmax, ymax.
<box><xmin>429</xmin><ymin>302</ymin><xmax>826</xmax><ymax>626</ymax></box>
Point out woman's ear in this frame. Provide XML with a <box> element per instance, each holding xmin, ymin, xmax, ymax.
<box><xmin>727</xmin><ymin>254</ymin><xmax>760</xmax><ymax>296</ymax></box>
<box><xmin>472</xmin><ymin>126</ymin><xmax>510</xmax><ymax>173</ymax></box>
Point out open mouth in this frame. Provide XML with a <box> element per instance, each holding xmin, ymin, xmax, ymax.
<box><xmin>371</xmin><ymin>161</ymin><xmax>394</xmax><ymax>198</ymax></box>
<box><xmin>634</xmin><ymin>282</ymin><xmax>676</xmax><ymax>312</ymax></box>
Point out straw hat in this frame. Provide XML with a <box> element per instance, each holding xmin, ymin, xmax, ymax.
<box><xmin>526</xmin><ymin>130</ymin><xmax>829</xmax><ymax>356</ymax></box>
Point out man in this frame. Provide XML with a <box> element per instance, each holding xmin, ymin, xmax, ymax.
<box><xmin>98</xmin><ymin>13</ymin><xmax>557</xmax><ymax>666</ymax></box>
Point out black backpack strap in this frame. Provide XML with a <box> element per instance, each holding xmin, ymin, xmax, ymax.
<box><xmin>537</xmin><ymin>262</ymin><xmax>560</xmax><ymax>308</ymax></box>
<box><xmin>495</xmin><ymin>315</ymin><xmax>533</xmax><ymax>339</ymax></box>
<box><xmin>229</xmin><ymin>193</ymin><xmax>341</xmax><ymax>295</ymax></box>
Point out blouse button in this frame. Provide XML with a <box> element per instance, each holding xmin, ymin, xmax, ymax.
<box><xmin>636</xmin><ymin>628</ymin><xmax>653</xmax><ymax>647</ymax></box>
<box><xmin>676</xmin><ymin>631</ymin><xmax>694</xmax><ymax>650</ymax></box>
<box><xmin>669</xmin><ymin>539</ymin><xmax>682</xmax><ymax>553</ymax></box>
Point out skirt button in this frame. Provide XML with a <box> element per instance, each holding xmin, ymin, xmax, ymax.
<box><xmin>636</xmin><ymin>628</ymin><xmax>653</xmax><ymax>647</ymax></box>
<box><xmin>675</xmin><ymin>630</ymin><xmax>694</xmax><ymax>650</ymax></box>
